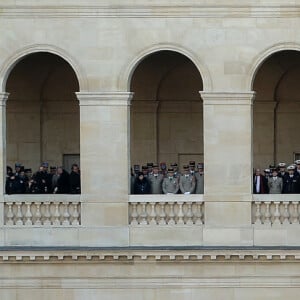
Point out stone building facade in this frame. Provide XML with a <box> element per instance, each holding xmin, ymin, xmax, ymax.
<box><xmin>1</xmin><ymin>1</ymin><xmax>300</xmax><ymax>299</ymax></box>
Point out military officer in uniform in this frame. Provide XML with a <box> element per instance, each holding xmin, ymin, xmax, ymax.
<box><xmin>278</xmin><ymin>162</ymin><xmax>288</xmax><ymax>178</ymax></box>
<box><xmin>283</xmin><ymin>165</ymin><xmax>298</xmax><ymax>194</ymax></box>
<box><xmin>195</xmin><ymin>163</ymin><xmax>204</xmax><ymax>194</ymax></box>
<box><xmin>295</xmin><ymin>160</ymin><xmax>300</xmax><ymax>177</ymax></box>
<box><xmin>148</xmin><ymin>164</ymin><xmax>164</xmax><ymax>194</ymax></box>
<box><xmin>268</xmin><ymin>169</ymin><xmax>283</xmax><ymax>194</ymax></box>
<box><xmin>180</xmin><ymin>165</ymin><xmax>196</xmax><ymax>194</ymax></box>
<box><xmin>189</xmin><ymin>161</ymin><xmax>196</xmax><ymax>176</ymax></box>
<box><xmin>162</xmin><ymin>168</ymin><xmax>179</xmax><ymax>194</ymax></box>
<box><xmin>171</xmin><ymin>163</ymin><xmax>181</xmax><ymax>178</ymax></box>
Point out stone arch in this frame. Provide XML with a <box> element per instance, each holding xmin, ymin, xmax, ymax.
<box><xmin>129</xmin><ymin>48</ymin><xmax>205</xmax><ymax>180</ymax></box>
<box><xmin>248</xmin><ymin>42</ymin><xmax>300</xmax><ymax>92</ymax></box>
<box><xmin>251</xmin><ymin>45</ymin><xmax>300</xmax><ymax>169</ymax></box>
<box><xmin>119</xmin><ymin>43</ymin><xmax>212</xmax><ymax>92</ymax></box>
<box><xmin>0</xmin><ymin>44</ymin><xmax>88</xmax><ymax>92</ymax></box>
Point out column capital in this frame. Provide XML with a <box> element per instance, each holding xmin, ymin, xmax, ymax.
<box><xmin>200</xmin><ymin>91</ymin><xmax>256</xmax><ymax>105</ymax></box>
<box><xmin>0</xmin><ymin>92</ymin><xmax>9</xmax><ymax>106</ymax></box>
<box><xmin>76</xmin><ymin>92</ymin><xmax>134</xmax><ymax>106</ymax></box>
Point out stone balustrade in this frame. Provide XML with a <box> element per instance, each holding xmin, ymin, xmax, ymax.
<box><xmin>252</xmin><ymin>195</ymin><xmax>300</xmax><ymax>226</ymax></box>
<box><xmin>4</xmin><ymin>195</ymin><xmax>81</xmax><ymax>226</ymax></box>
<box><xmin>129</xmin><ymin>195</ymin><xmax>204</xmax><ymax>226</ymax></box>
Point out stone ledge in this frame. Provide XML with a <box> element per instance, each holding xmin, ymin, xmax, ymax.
<box><xmin>1</xmin><ymin>5</ymin><xmax>300</xmax><ymax>18</ymax></box>
<box><xmin>1</xmin><ymin>246</ymin><xmax>300</xmax><ymax>262</ymax></box>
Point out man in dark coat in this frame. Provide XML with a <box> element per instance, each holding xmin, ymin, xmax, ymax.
<box><xmin>54</xmin><ymin>167</ymin><xmax>70</xmax><ymax>194</ymax></box>
<box><xmin>253</xmin><ymin>168</ymin><xmax>269</xmax><ymax>194</ymax></box>
<box><xmin>69</xmin><ymin>164</ymin><xmax>81</xmax><ymax>194</ymax></box>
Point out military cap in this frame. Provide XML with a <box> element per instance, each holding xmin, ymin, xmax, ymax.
<box><xmin>197</xmin><ymin>163</ymin><xmax>204</xmax><ymax>169</ymax></box>
<box><xmin>278</xmin><ymin>162</ymin><xmax>286</xmax><ymax>168</ymax></box>
<box><xmin>142</xmin><ymin>165</ymin><xmax>148</xmax><ymax>170</ymax></box>
<box><xmin>295</xmin><ymin>160</ymin><xmax>300</xmax><ymax>165</ymax></box>
<box><xmin>183</xmin><ymin>165</ymin><xmax>189</xmax><ymax>170</ymax></box>
<box><xmin>264</xmin><ymin>168</ymin><xmax>270</xmax><ymax>173</ymax></box>
<box><xmin>134</xmin><ymin>165</ymin><xmax>140</xmax><ymax>171</ymax></box>
<box><xmin>15</xmin><ymin>162</ymin><xmax>22</xmax><ymax>167</ymax></box>
<box><xmin>167</xmin><ymin>168</ymin><xmax>174</xmax><ymax>172</ymax></box>
<box><xmin>50</xmin><ymin>166</ymin><xmax>57</xmax><ymax>170</ymax></box>
<box><xmin>287</xmin><ymin>165</ymin><xmax>295</xmax><ymax>170</ymax></box>
<box><xmin>147</xmin><ymin>163</ymin><xmax>153</xmax><ymax>167</ymax></box>
<box><xmin>170</xmin><ymin>163</ymin><xmax>178</xmax><ymax>167</ymax></box>
<box><xmin>24</xmin><ymin>168</ymin><xmax>32</xmax><ymax>173</ymax></box>
<box><xmin>189</xmin><ymin>161</ymin><xmax>195</xmax><ymax>166</ymax></box>
<box><xmin>152</xmin><ymin>164</ymin><xmax>159</xmax><ymax>168</ymax></box>
<box><xmin>41</xmin><ymin>162</ymin><xmax>49</xmax><ymax>167</ymax></box>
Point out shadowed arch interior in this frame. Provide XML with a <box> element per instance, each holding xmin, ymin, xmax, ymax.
<box><xmin>253</xmin><ymin>50</ymin><xmax>300</xmax><ymax>169</ymax></box>
<box><xmin>130</xmin><ymin>50</ymin><xmax>203</xmax><ymax>169</ymax></box>
<box><xmin>5</xmin><ymin>52</ymin><xmax>80</xmax><ymax>171</ymax></box>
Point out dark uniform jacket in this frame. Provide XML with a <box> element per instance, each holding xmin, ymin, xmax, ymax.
<box><xmin>133</xmin><ymin>177</ymin><xmax>151</xmax><ymax>194</ymax></box>
<box><xmin>69</xmin><ymin>171</ymin><xmax>81</xmax><ymax>194</ymax></box>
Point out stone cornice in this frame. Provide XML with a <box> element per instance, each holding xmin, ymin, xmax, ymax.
<box><xmin>0</xmin><ymin>6</ymin><xmax>300</xmax><ymax>19</ymax></box>
<box><xmin>200</xmin><ymin>91</ymin><xmax>255</xmax><ymax>105</ymax></box>
<box><xmin>1</xmin><ymin>247</ymin><xmax>300</xmax><ymax>262</ymax></box>
<box><xmin>76</xmin><ymin>92</ymin><xmax>133</xmax><ymax>106</ymax></box>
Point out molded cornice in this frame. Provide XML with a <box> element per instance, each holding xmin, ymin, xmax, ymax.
<box><xmin>0</xmin><ymin>6</ymin><xmax>300</xmax><ymax>18</ymax></box>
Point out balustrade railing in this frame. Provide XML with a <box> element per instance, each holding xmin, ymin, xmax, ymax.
<box><xmin>4</xmin><ymin>195</ymin><xmax>81</xmax><ymax>226</ymax></box>
<box><xmin>252</xmin><ymin>195</ymin><xmax>300</xmax><ymax>225</ymax></box>
<box><xmin>129</xmin><ymin>195</ymin><xmax>204</xmax><ymax>226</ymax></box>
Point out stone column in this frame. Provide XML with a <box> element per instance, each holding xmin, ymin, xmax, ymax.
<box><xmin>200</xmin><ymin>92</ymin><xmax>255</xmax><ymax>240</ymax></box>
<box><xmin>0</xmin><ymin>93</ymin><xmax>8</xmax><ymax>196</ymax></box>
<box><xmin>0</xmin><ymin>93</ymin><xmax>8</xmax><ymax>228</ymax></box>
<box><xmin>253</xmin><ymin>101</ymin><xmax>276</xmax><ymax>169</ymax></box>
<box><xmin>76</xmin><ymin>92</ymin><xmax>133</xmax><ymax>228</ymax></box>
<box><xmin>131</xmin><ymin>100</ymin><xmax>159</xmax><ymax>165</ymax></box>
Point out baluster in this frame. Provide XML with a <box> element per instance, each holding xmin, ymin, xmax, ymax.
<box><xmin>195</xmin><ymin>202</ymin><xmax>203</xmax><ymax>225</ymax></box>
<box><xmin>292</xmin><ymin>201</ymin><xmax>299</xmax><ymax>224</ymax></box>
<box><xmin>140</xmin><ymin>203</ymin><xmax>148</xmax><ymax>225</ymax></box>
<box><xmin>177</xmin><ymin>202</ymin><xmax>184</xmax><ymax>225</ymax></box>
<box><xmin>264</xmin><ymin>201</ymin><xmax>271</xmax><ymax>225</ymax></box>
<box><xmin>34</xmin><ymin>203</ymin><xmax>42</xmax><ymax>226</ymax></box>
<box><xmin>167</xmin><ymin>202</ymin><xmax>175</xmax><ymax>225</ymax></box>
<box><xmin>62</xmin><ymin>202</ymin><xmax>70</xmax><ymax>226</ymax></box>
<box><xmin>130</xmin><ymin>202</ymin><xmax>138</xmax><ymax>225</ymax></box>
<box><xmin>273</xmin><ymin>201</ymin><xmax>281</xmax><ymax>225</ymax></box>
<box><xmin>53</xmin><ymin>203</ymin><xmax>61</xmax><ymax>226</ymax></box>
<box><xmin>15</xmin><ymin>202</ymin><xmax>23</xmax><ymax>226</ymax></box>
<box><xmin>186</xmin><ymin>202</ymin><xmax>193</xmax><ymax>225</ymax></box>
<box><xmin>149</xmin><ymin>202</ymin><xmax>157</xmax><ymax>225</ymax></box>
<box><xmin>158</xmin><ymin>202</ymin><xmax>166</xmax><ymax>225</ymax></box>
<box><xmin>6</xmin><ymin>202</ymin><xmax>14</xmax><ymax>225</ymax></box>
<box><xmin>282</xmin><ymin>201</ymin><xmax>290</xmax><ymax>225</ymax></box>
<box><xmin>254</xmin><ymin>201</ymin><xmax>262</xmax><ymax>225</ymax></box>
<box><xmin>24</xmin><ymin>202</ymin><xmax>32</xmax><ymax>226</ymax></box>
<box><xmin>71</xmin><ymin>202</ymin><xmax>80</xmax><ymax>226</ymax></box>
<box><xmin>43</xmin><ymin>202</ymin><xmax>51</xmax><ymax>226</ymax></box>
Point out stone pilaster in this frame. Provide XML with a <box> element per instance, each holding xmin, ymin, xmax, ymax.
<box><xmin>76</xmin><ymin>92</ymin><xmax>133</xmax><ymax>228</ymax></box>
<box><xmin>200</xmin><ymin>92</ymin><xmax>255</xmax><ymax>232</ymax></box>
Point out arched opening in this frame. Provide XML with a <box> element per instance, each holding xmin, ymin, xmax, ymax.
<box><xmin>253</xmin><ymin>50</ymin><xmax>300</xmax><ymax>169</ymax></box>
<box><xmin>5</xmin><ymin>52</ymin><xmax>80</xmax><ymax>193</ymax></box>
<box><xmin>130</xmin><ymin>50</ymin><xmax>203</xmax><ymax>189</ymax></box>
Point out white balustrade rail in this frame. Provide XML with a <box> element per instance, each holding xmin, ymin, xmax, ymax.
<box><xmin>4</xmin><ymin>195</ymin><xmax>81</xmax><ymax>226</ymax></box>
<box><xmin>129</xmin><ymin>195</ymin><xmax>204</xmax><ymax>225</ymax></box>
<box><xmin>253</xmin><ymin>195</ymin><xmax>300</xmax><ymax>225</ymax></box>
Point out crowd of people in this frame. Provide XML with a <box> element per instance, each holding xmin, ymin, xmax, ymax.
<box><xmin>130</xmin><ymin>161</ymin><xmax>204</xmax><ymax>194</ymax></box>
<box><xmin>253</xmin><ymin>161</ymin><xmax>300</xmax><ymax>194</ymax></box>
<box><xmin>6</xmin><ymin>162</ymin><xmax>81</xmax><ymax>195</ymax></box>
